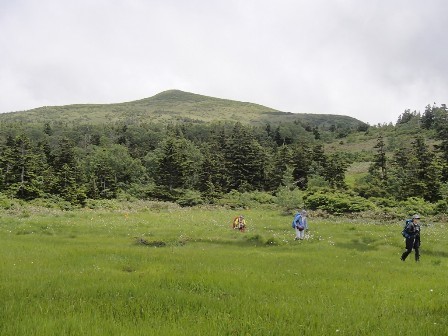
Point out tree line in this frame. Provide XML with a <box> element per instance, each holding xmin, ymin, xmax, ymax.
<box><xmin>359</xmin><ymin>104</ymin><xmax>448</xmax><ymax>205</ymax></box>
<box><xmin>0</xmin><ymin>119</ymin><xmax>353</xmax><ymax>205</ymax></box>
<box><xmin>0</xmin><ymin>104</ymin><xmax>447</xmax><ymax>210</ymax></box>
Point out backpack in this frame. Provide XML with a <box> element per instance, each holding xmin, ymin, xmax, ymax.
<box><xmin>292</xmin><ymin>214</ymin><xmax>301</xmax><ymax>228</ymax></box>
<box><xmin>401</xmin><ymin>219</ymin><xmax>412</xmax><ymax>238</ymax></box>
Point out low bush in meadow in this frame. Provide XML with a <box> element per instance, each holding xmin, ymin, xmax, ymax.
<box><xmin>304</xmin><ymin>190</ymin><xmax>375</xmax><ymax>214</ymax></box>
<box><xmin>217</xmin><ymin>190</ymin><xmax>277</xmax><ymax>209</ymax></box>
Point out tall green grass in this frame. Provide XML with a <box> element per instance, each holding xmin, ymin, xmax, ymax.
<box><xmin>1</xmin><ymin>208</ymin><xmax>447</xmax><ymax>335</ymax></box>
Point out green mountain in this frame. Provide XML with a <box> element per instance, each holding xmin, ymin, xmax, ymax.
<box><xmin>0</xmin><ymin>90</ymin><xmax>367</xmax><ymax>128</ymax></box>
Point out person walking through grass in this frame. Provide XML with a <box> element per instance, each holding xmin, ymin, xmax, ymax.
<box><xmin>401</xmin><ymin>214</ymin><xmax>421</xmax><ymax>262</ymax></box>
<box><xmin>292</xmin><ymin>210</ymin><xmax>308</xmax><ymax>240</ymax></box>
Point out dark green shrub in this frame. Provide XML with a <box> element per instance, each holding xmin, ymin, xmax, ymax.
<box><xmin>275</xmin><ymin>187</ymin><xmax>304</xmax><ymax>211</ymax></box>
<box><xmin>217</xmin><ymin>190</ymin><xmax>275</xmax><ymax>209</ymax></box>
<box><xmin>245</xmin><ymin>234</ymin><xmax>264</xmax><ymax>245</ymax></box>
<box><xmin>369</xmin><ymin>197</ymin><xmax>398</xmax><ymax>208</ymax></box>
<box><xmin>434</xmin><ymin>199</ymin><xmax>448</xmax><ymax>214</ymax></box>
<box><xmin>246</xmin><ymin>191</ymin><xmax>276</xmax><ymax>204</ymax></box>
<box><xmin>304</xmin><ymin>191</ymin><xmax>374</xmax><ymax>214</ymax></box>
<box><xmin>176</xmin><ymin>189</ymin><xmax>204</xmax><ymax>207</ymax></box>
<box><xmin>398</xmin><ymin>197</ymin><xmax>434</xmax><ymax>216</ymax></box>
<box><xmin>28</xmin><ymin>196</ymin><xmax>74</xmax><ymax>210</ymax></box>
<box><xmin>0</xmin><ymin>193</ymin><xmax>16</xmax><ymax>210</ymax></box>
<box><xmin>265</xmin><ymin>237</ymin><xmax>280</xmax><ymax>246</ymax></box>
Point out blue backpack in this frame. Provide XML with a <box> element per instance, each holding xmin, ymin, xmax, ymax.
<box><xmin>401</xmin><ymin>219</ymin><xmax>412</xmax><ymax>238</ymax></box>
<box><xmin>292</xmin><ymin>214</ymin><xmax>301</xmax><ymax>228</ymax></box>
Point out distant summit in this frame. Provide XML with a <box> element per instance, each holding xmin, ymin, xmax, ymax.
<box><xmin>0</xmin><ymin>90</ymin><xmax>367</xmax><ymax>129</ymax></box>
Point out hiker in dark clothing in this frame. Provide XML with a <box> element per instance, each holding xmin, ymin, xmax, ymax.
<box><xmin>401</xmin><ymin>214</ymin><xmax>421</xmax><ymax>262</ymax></box>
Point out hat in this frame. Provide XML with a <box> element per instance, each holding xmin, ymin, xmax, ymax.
<box><xmin>412</xmin><ymin>214</ymin><xmax>421</xmax><ymax>219</ymax></box>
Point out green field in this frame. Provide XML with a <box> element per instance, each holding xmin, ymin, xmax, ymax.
<box><xmin>1</xmin><ymin>206</ymin><xmax>447</xmax><ymax>335</ymax></box>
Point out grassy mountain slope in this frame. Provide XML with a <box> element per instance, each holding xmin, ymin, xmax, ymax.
<box><xmin>0</xmin><ymin>90</ymin><xmax>367</xmax><ymax>128</ymax></box>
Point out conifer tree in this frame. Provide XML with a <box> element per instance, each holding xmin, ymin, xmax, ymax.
<box><xmin>411</xmin><ymin>136</ymin><xmax>441</xmax><ymax>202</ymax></box>
<box><xmin>357</xmin><ymin>134</ymin><xmax>391</xmax><ymax>198</ymax></box>
<box><xmin>434</xmin><ymin>107</ymin><xmax>448</xmax><ymax>182</ymax></box>
<box><xmin>0</xmin><ymin>135</ymin><xmax>49</xmax><ymax>199</ymax></box>
<box><xmin>370</xmin><ymin>135</ymin><xmax>387</xmax><ymax>181</ymax></box>
<box><xmin>265</xmin><ymin>145</ymin><xmax>293</xmax><ymax>191</ymax></box>
<box><xmin>224</xmin><ymin>123</ymin><xmax>266</xmax><ymax>191</ymax></box>
<box><xmin>388</xmin><ymin>137</ymin><xmax>441</xmax><ymax>202</ymax></box>
<box><xmin>290</xmin><ymin>143</ymin><xmax>312</xmax><ymax>189</ymax></box>
<box><xmin>308</xmin><ymin>144</ymin><xmax>327</xmax><ymax>179</ymax></box>
<box><xmin>421</xmin><ymin>104</ymin><xmax>435</xmax><ymax>129</ymax></box>
<box><xmin>156</xmin><ymin>136</ymin><xmax>202</xmax><ymax>191</ymax></box>
<box><xmin>199</xmin><ymin>143</ymin><xmax>228</xmax><ymax>198</ymax></box>
<box><xmin>324</xmin><ymin>153</ymin><xmax>349</xmax><ymax>189</ymax></box>
<box><xmin>50</xmin><ymin>138</ymin><xmax>86</xmax><ymax>204</ymax></box>
<box><xmin>389</xmin><ymin>146</ymin><xmax>412</xmax><ymax>199</ymax></box>
<box><xmin>156</xmin><ymin>137</ymin><xmax>183</xmax><ymax>190</ymax></box>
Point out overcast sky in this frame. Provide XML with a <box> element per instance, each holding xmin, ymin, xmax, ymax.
<box><xmin>1</xmin><ymin>0</ymin><xmax>447</xmax><ymax>124</ymax></box>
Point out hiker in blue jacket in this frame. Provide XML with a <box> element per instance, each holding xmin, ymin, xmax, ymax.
<box><xmin>292</xmin><ymin>210</ymin><xmax>308</xmax><ymax>240</ymax></box>
<box><xmin>401</xmin><ymin>214</ymin><xmax>421</xmax><ymax>262</ymax></box>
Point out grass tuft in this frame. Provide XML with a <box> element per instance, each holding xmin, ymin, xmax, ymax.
<box><xmin>134</xmin><ymin>237</ymin><xmax>166</xmax><ymax>247</ymax></box>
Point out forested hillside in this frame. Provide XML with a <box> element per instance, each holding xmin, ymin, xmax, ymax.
<box><xmin>0</xmin><ymin>92</ymin><xmax>447</xmax><ymax>217</ymax></box>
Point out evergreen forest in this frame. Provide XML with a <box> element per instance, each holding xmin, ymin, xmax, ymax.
<box><xmin>1</xmin><ymin>91</ymin><xmax>447</xmax><ymax>217</ymax></box>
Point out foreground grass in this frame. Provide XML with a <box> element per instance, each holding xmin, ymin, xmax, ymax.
<box><xmin>0</xmin><ymin>207</ymin><xmax>447</xmax><ymax>335</ymax></box>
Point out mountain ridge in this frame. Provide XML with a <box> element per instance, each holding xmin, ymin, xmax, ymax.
<box><xmin>0</xmin><ymin>89</ymin><xmax>367</xmax><ymax>128</ymax></box>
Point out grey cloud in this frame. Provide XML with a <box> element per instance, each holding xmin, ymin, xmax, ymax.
<box><xmin>0</xmin><ymin>0</ymin><xmax>447</xmax><ymax>124</ymax></box>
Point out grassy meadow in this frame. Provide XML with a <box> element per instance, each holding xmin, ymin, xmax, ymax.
<box><xmin>1</xmin><ymin>205</ymin><xmax>447</xmax><ymax>335</ymax></box>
